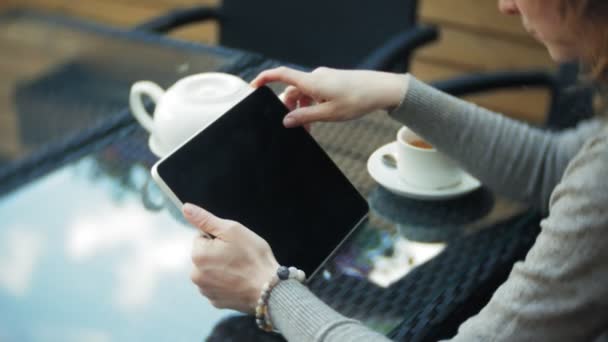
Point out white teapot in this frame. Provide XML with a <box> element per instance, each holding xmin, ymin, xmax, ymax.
<box><xmin>129</xmin><ymin>73</ymin><xmax>253</xmax><ymax>157</ymax></box>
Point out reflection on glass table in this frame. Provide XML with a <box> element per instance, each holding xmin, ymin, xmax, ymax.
<box><xmin>0</xmin><ymin>142</ymin><xmax>233</xmax><ymax>341</ymax></box>
<box><xmin>0</xmin><ymin>125</ymin><xmax>403</xmax><ymax>340</ymax></box>
<box><xmin>0</xmin><ymin>9</ymin><xmax>238</xmax><ymax>171</ymax></box>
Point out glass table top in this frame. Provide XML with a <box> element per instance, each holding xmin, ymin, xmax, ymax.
<box><xmin>0</xmin><ymin>122</ymin><xmax>530</xmax><ymax>341</ymax></box>
<box><xmin>0</xmin><ymin>9</ymin><xmax>238</xmax><ymax>168</ymax></box>
<box><xmin>0</xmin><ymin>129</ymin><xmax>231</xmax><ymax>341</ymax></box>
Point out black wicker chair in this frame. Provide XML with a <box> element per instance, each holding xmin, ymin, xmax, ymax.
<box><xmin>134</xmin><ymin>0</ymin><xmax>438</xmax><ymax>73</ymax></box>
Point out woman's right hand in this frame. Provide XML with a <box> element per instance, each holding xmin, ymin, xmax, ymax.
<box><xmin>251</xmin><ymin>66</ymin><xmax>409</xmax><ymax>128</ymax></box>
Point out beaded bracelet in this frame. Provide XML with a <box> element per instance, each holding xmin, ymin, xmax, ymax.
<box><xmin>255</xmin><ymin>266</ymin><xmax>306</xmax><ymax>332</ymax></box>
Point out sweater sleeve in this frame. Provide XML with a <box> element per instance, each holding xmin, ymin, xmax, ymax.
<box><xmin>268</xmin><ymin>280</ymin><xmax>392</xmax><ymax>342</ymax></box>
<box><xmin>389</xmin><ymin>76</ymin><xmax>604</xmax><ymax>213</ymax></box>
<box><xmin>448</xmin><ymin>130</ymin><xmax>608</xmax><ymax>341</ymax></box>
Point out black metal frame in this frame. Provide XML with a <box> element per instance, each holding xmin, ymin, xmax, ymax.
<box><xmin>431</xmin><ymin>70</ymin><xmax>557</xmax><ymax>97</ymax></box>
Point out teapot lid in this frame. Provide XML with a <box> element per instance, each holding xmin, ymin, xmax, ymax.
<box><xmin>171</xmin><ymin>73</ymin><xmax>250</xmax><ymax>108</ymax></box>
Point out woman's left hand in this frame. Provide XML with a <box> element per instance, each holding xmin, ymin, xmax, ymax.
<box><xmin>183</xmin><ymin>203</ymin><xmax>280</xmax><ymax>314</ymax></box>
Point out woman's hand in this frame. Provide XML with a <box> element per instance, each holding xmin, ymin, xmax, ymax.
<box><xmin>183</xmin><ymin>203</ymin><xmax>279</xmax><ymax>314</ymax></box>
<box><xmin>251</xmin><ymin>66</ymin><xmax>409</xmax><ymax>128</ymax></box>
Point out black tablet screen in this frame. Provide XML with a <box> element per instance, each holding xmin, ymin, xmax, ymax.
<box><xmin>156</xmin><ymin>86</ymin><xmax>369</xmax><ymax>276</ymax></box>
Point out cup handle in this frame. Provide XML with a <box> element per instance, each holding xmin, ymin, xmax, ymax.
<box><xmin>129</xmin><ymin>81</ymin><xmax>165</xmax><ymax>134</ymax></box>
<box><xmin>381</xmin><ymin>151</ymin><xmax>398</xmax><ymax>169</ymax></box>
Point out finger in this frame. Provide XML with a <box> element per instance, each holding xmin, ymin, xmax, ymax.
<box><xmin>194</xmin><ymin>277</ymin><xmax>220</xmax><ymax>302</ymax></box>
<box><xmin>298</xmin><ymin>95</ymin><xmax>314</xmax><ymax>108</ymax></box>
<box><xmin>281</xmin><ymin>86</ymin><xmax>303</xmax><ymax>111</ymax></box>
<box><xmin>183</xmin><ymin>203</ymin><xmax>228</xmax><ymax>239</ymax></box>
<box><xmin>278</xmin><ymin>91</ymin><xmax>291</xmax><ymax>110</ymax></box>
<box><xmin>210</xmin><ymin>300</ymin><xmax>230</xmax><ymax>310</ymax></box>
<box><xmin>200</xmin><ymin>288</ymin><xmax>219</xmax><ymax>302</ymax></box>
<box><xmin>190</xmin><ymin>267</ymin><xmax>204</xmax><ymax>286</ymax></box>
<box><xmin>191</xmin><ymin>236</ymin><xmax>219</xmax><ymax>267</ymax></box>
<box><xmin>250</xmin><ymin>66</ymin><xmax>309</xmax><ymax>88</ymax></box>
<box><xmin>191</xmin><ymin>267</ymin><xmax>221</xmax><ymax>293</ymax></box>
<box><xmin>283</xmin><ymin>102</ymin><xmax>337</xmax><ymax>128</ymax></box>
<box><xmin>191</xmin><ymin>234</ymin><xmax>211</xmax><ymax>253</ymax></box>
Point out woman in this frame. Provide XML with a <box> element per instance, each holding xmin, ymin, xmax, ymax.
<box><xmin>184</xmin><ymin>0</ymin><xmax>608</xmax><ymax>340</ymax></box>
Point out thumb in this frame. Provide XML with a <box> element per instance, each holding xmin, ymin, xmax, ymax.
<box><xmin>283</xmin><ymin>101</ymin><xmax>336</xmax><ymax>128</ymax></box>
<box><xmin>182</xmin><ymin>203</ymin><xmax>227</xmax><ymax>239</ymax></box>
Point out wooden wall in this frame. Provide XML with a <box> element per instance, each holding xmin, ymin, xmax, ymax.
<box><xmin>2</xmin><ymin>0</ymin><xmax>554</xmax><ymax>124</ymax></box>
<box><xmin>415</xmin><ymin>0</ymin><xmax>554</xmax><ymax>123</ymax></box>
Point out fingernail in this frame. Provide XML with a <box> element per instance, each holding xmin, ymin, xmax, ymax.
<box><xmin>283</xmin><ymin>116</ymin><xmax>296</xmax><ymax>127</ymax></box>
<box><xmin>183</xmin><ymin>203</ymin><xmax>196</xmax><ymax>216</ymax></box>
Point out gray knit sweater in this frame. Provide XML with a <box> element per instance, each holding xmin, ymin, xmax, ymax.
<box><xmin>267</xmin><ymin>76</ymin><xmax>608</xmax><ymax>341</ymax></box>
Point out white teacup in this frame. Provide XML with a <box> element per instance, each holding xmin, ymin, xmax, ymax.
<box><xmin>129</xmin><ymin>73</ymin><xmax>253</xmax><ymax>157</ymax></box>
<box><xmin>395</xmin><ymin>126</ymin><xmax>462</xmax><ymax>190</ymax></box>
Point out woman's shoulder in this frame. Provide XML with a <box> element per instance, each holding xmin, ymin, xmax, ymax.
<box><xmin>549</xmin><ymin>123</ymin><xmax>608</xmax><ymax>209</ymax></box>
<box><xmin>566</xmin><ymin>120</ymin><xmax>608</xmax><ymax>173</ymax></box>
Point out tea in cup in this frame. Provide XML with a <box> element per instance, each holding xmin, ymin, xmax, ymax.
<box><xmin>129</xmin><ymin>72</ymin><xmax>253</xmax><ymax>157</ymax></box>
<box><xmin>394</xmin><ymin>126</ymin><xmax>462</xmax><ymax>189</ymax></box>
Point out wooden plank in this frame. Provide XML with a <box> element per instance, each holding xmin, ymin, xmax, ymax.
<box><xmin>463</xmin><ymin>90</ymin><xmax>549</xmax><ymax>125</ymax></box>
<box><xmin>0</xmin><ymin>33</ymin><xmax>79</xmax><ymax>76</ymax></box>
<box><xmin>0</xmin><ymin>91</ymin><xmax>23</xmax><ymax>158</ymax></box>
<box><xmin>420</xmin><ymin>0</ymin><xmax>533</xmax><ymax>40</ymax></box>
<box><xmin>169</xmin><ymin>24</ymin><xmax>218</xmax><ymax>44</ymax></box>
<box><xmin>410</xmin><ymin>60</ymin><xmax>549</xmax><ymax>124</ymax></box>
<box><xmin>17</xmin><ymin>0</ymin><xmax>210</xmax><ymax>26</ymax></box>
<box><xmin>2</xmin><ymin>18</ymin><xmax>91</xmax><ymax>55</ymax></box>
<box><xmin>122</xmin><ymin>0</ymin><xmax>218</xmax><ymax>9</ymax></box>
<box><xmin>17</xmin><ymin>0</ymin><xmax>162</xmax><ymax>27</ymax></box>
<box><xmin>1</xmin><ymin>0</ymin><xmax>19</xmax><ymax>8</ymax></box>
<box><xmin>0</xmin><ymin>136</ymin><xmax>23</xmax><ymax>159</ymax></box>
<box><xmin>15</xmin><ymin>0</ymin><xmax>218</xmax><ymax>43</ymax></box>
<box><xmin>415</xmin><ymin>26</ymin><xmax>554</xmax><ymax>72</ymax></box>
<box><xmin>0</xmin><ymin>138</ymin><xmax>23</xmax><ymax>159</ymax></box>
<box><xmin>409</xmin><ymin>59</ymin><xmax>463</xmax><ymax>81</ymax></box>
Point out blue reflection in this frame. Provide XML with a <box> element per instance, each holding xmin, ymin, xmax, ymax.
<box><xmin>0</xmin><ymin>156</ymin><xmax>235</xmax><ymax>341</ymax></box>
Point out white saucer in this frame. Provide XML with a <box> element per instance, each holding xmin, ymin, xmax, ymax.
<box><xmin>367</xmin><ymin>142</ymin><xmax>481</xmax><ymax>200</ymax></box>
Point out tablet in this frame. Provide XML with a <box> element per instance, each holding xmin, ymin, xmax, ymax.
<box><xmin>151</xmin><ymin>86</ymin><xmax>369</xmax><ymax>279</ymax></box>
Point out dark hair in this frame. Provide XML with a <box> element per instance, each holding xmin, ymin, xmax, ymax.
<box><xmin>561</xmin><ymin>0</ymin><xmax>608</xmax><ymax>83</ymax></box>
